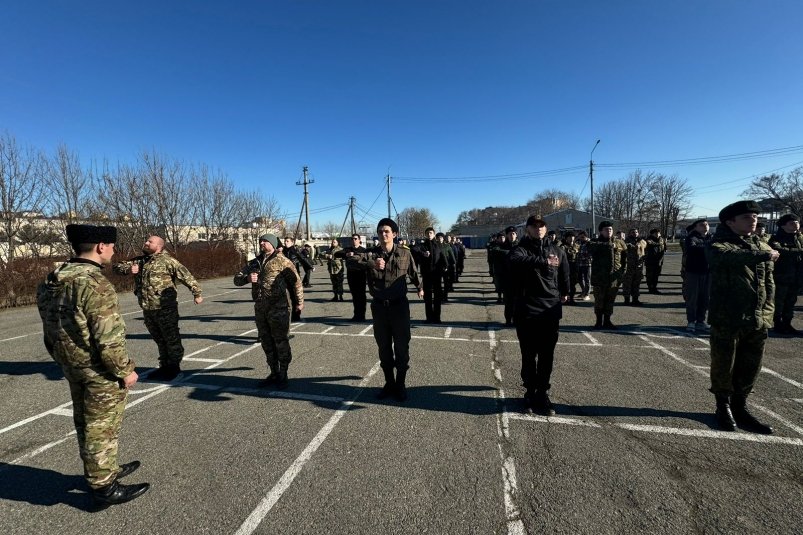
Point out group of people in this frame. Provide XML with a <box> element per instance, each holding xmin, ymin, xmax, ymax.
<box><xmin>34</xmin><ymin>200</ymin><xmax>801</xmax><ymax>509</ymax></box>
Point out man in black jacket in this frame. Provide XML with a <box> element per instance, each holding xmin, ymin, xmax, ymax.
<box><xmin>335</xmin><ymin>233</ymin><xmax>368</xmax><ymax>321</ymax></box>
<box><xmin>509</xmin><ymin>216</ymin><xmax>570</xmax><ymax>415</ymax></box>
<box><xmin>412</xmin><ymin>227</ymin><xmax>447</xmax><ymax>323</ymax></box>
<box><xmin>684</xmin><ymin>219</ymin><xmax>711</xmax><ymax>333</ymax></box>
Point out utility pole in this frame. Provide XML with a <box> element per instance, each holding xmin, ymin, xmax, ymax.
<box><xmin>295</xmin><ymin>166</ymin><xmax>314</xmax><ymax>240</ymax></box>
<box><xmin>386</xmin><ymin>173</ymin><xmax>392</xmax><ymax>218</ymax></box>
<box><xmin>349</xmin><ymin>196</ymin><xmax>357</xmax><ymax>235</ymax></box>
<box><xmin>590</xmin><ymin>139</ymin><xmax>600</xmax><ymax>236</ymax></box>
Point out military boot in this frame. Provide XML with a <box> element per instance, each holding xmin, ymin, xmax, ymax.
<box><xmin>714</xmin><ymin>394</ymin><xmax>736</xmax><ymax>432</ymax></box>
<box><xmin>258</xmin><ymin>367</ymin><xmax>280</xmax><ymax>388</ymax></box>
<box><xmin>593</xmin><ymin>313</ymin><xmax>603</xmax><ymax>330</ymax></box>
<box><xmin>773</xmin><ymin>319</ymin><xmax>786</xmax><ymax>334</ymax></box>
<box><xmin>623</xmin><ymin>296</ymin><xmax>631</xmax><ymax>306</ymax></box>
<box><xmin>92</xmin><ymin>480</ymin><xmax>150</xmax><ymax>510</ymax></box>
<box><xmin>631</xmin><ymin>297</ymin><xmax>642</xmax><ymax>307</ymax></box>
<box><xmin>523</xmin><ymin>389</ymin><xmax>536</xmax><ymax>414</ymax></box>
<box><xmin>376</xmin><ymin>368</ymin><xmax>396</xmax><ymax>400</ymax></box>
<box><xmin>330</xmin><ymin>294</ymin><xmax>339</xmax><ymax>302</ymax></box>
<box><xmin>149</xmin><ymin>364</ymin><xmax>181</xmax><ymax>382</ymax></box>
<box><xmin>394</xmin><ymin>368</ymin><xmax>408</xmax><ymax>402</ymax></box>
<box><xmin>602</xmin><ymin>315</ymin><xmax>617</xmax><ymax>330</ymax></box>
<box><xmin>730</xmin><ymin>394</ymin><xmax>773</xmax><ymax>434</ymax></box>
<box><xmin>276</xmin><ymin>365</ymin><xmax>289</xmax><ymax>390</ymax></box>
<box><xmin>533</xmin><ymin>390</ymin><xmax>556</xmax><ymax>416</ymax></box>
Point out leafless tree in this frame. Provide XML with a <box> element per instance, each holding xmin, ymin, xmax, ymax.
<box><xmin>0</xmin><ymin>132</ymin><xmax>47</xmax><ymax>266</ymax></box>
<box><xmin>191</xmin><ymin>164</ymin><xmax>241</xmax><ymax>249</ymax></box>
<box><xmin>140</xmin><ymin>150</ymin><xmax>196</xmax><ymax>251</ymax></box>
<box><xmin>397</xmin><ymin>207</ymin><xmax>439</xmax><ymax>239</ymax></box>
<box><xmin>651</xmin><ymin>173</ymin><xmax>693</xmax><ymax>237</ymax></box>
<box><xmin>318</xmin><ymin>221</ymin><xmax>341</xmax><ymax>240</ymax></box>
<box><xmin>236</xmin><ymin>189</ymin><xmax>282</xmax><ymax>256</ymax></box>
<box><xmin>744</xmin><ymin>167</ymin><xmax>803</xmax><ymax>217</ymax></box>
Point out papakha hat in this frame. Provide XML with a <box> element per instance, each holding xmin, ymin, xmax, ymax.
<box><xmin>719</xmin><ymin>200</ymin><xmax>761</xmax><ymax>223</ymax></box>
<box><xmin>777</xmin><ymin>213</ymin><xmax>800</xmax><ymax>226</ymax></box>
<box><xmin>66</xmin><ymin>224</ymin><xmax>117</xmax><ymax>244</ymax></box>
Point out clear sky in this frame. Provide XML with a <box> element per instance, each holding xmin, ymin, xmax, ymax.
<box><xmin>2</xmin><ymin>1</ymin><xmax>802</xmax><ymax>232</ymax></box>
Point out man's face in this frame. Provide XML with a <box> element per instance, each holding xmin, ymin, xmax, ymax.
<box><xmin>507</xmin><ymin>231</ymin><xmax>517</xmax><ymax>242</ymax></box>
<box><xmin>756</xmin><ymin>226</ymin><xmax>766</xmax><ymax>236</ymax></box>
<box><xmin>352</xmin><ymin>235</ymin><xmax>361</xmax><ymax>245</ymax></box>
<box><xmin>260</xmin><ymin>240</ymin><xmax>275</xmax><ymax>255</ymax></box>
<box><xmin>331</xmin><ymin>239</ymin><xmax>338</xmax><ymax>247</ymax></box>
<box><xmin>577</xmin><ymin>233</ymin><xmax>587</xmax><ymax>242</ymax></box>
<box><xmin>498</xmin><ymin>235</ymin><xmax>506</xmax><ymax>243</ymax></box>
<box><xmin>629</xmin><ymin>230</ymin><xmax>639</xmax><ymax>239</ymax></box>
<box><xmin>600</xmin><ymin>227</ymin><xmax>613</xmax><ymax>239</ymax></box>
<box><xmin>565</xmin><ymin>235</ymin><xmax>574</xmax><ymax>245</ymax></box>
<box><xmin>142</xmin><ymin>236</ymin><xmax>162</xmax><ymax>255</ymax></box>
<box><xmin>377</xmin><ymin>225</ymin><xmax>396</xmax><ymax>245</ymax></box>
<box><xmin>616</xmin><ymin>231</ymin><xmax>625</xmax><ymax>240</ymax></box>
<box><xmin>527</xmin><ymin>224</ymin><xmax>547</xmax><ymax>239</ymax></box>
<box><xmin>782</xmin><ymin>220</ymin><xmax>801</xmax><ymax>234</ymax></box>
<box><xmin>435</xmin><ymin>235</ymin><xmax>444</xmax><ymax>243</ymax></box>
<box><xmin>425</xmin><ymin>230</ymin><xmax>435</xmax><ymax>240</ymax></box>
<box><xmin>695</xmin><ymin>221</ymin><xmax>709</xmax><ymax>234</ymax></box>
<box><xmin>652</xmin><ymin>231</ymin><xmax>661</xmax><ymax>239</ymax></box>
<box><xmin>284</xmin><ymin>238</ymin><xmax>294</xmax><ymax>248</ymax></box>
<box><xmin>726</xmin><ymin>213</ymin><xmax>758</xmax><ymax>236</ymax></box>
<box><xmin>99</xmin><ymin>242</ymin><xmax>116</xmax><ymax>265</ymax></box>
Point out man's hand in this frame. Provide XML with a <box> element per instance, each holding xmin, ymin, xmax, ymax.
<box><xmin>250</xmin><ymin>272</ymin><xmax>259</xmax><ymax>283</ymax></box>
<box><xmin>547</xmin><ymin>253</ymin><xmax>560</xmax><ymax>267</ymax></box>
<box><xmin>130</xmin><ymin>264</ymin><xmax>139</xmax><ymax>274</ymax></box>
<box><xmin>417</xmin><ymin>288</ymin><xmax>424</xmax><ymax>299</ymax></box>
<box><xmin>194</xmin><ymin>296</ymin><xmax>203</xmax><ymax>305</ymax></box>
<box><xmin>122</xmin><ymin>371</ymin><xmax>138</xmax><ymax>389</ymax></box>
<box><xmin>423</xmin><ymin>251</ymin><xmax>431</xmax><ymax>257</ymax></box>
<box><xmin>295</xmin><ymin>303</ymin><xmax>304</xmax><ymax>312</ymax></box>
<box><xmin>561</xmin><ymin>295</ymin><xmax>568</xmax><ymax>303</ymax></box>
<box><xmin>375</xmin><ymin>258</ymin><xmax>386</xmax><ymax>270</ymax></box>
<box><xmin>769</xmin><ymin>249</ymin><xmax>780</xmax><ymax>262</ymax></box>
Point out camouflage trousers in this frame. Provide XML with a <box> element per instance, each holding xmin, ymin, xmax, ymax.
<box><xmin>774</xmin><ymin>283</ymin><xmax>800</xmax><ymax>323</ymax></box>
<box><xmin>62</xmin><ymin>367</ymin><xmax>127</xmax><ymax>489</ymax></box>
<box><xmin>254</xmin><ymin>301</ymin><xmax>292</xmax><ymax>374</ymax></box>
<box><xmin>143</xmin><ymin>307</ymin><xmax>184</xmax><ymax>367</ymax></box>
<box><xmin>621</xmin><ymin>267</ymin><xmax>643</xmax><ymax>298</ymax></box>
<box><xmin>592</xmin><ymin>282</ymin><xmax>620</xmax><ymax>315</ymax></box>
<box><xmin>709</xmin><ymin>325</ymin><xmax>767</xmax><ymax>396</ymax></box>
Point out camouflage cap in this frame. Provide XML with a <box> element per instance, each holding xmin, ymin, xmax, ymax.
<box><xmin>719</xmin><ymin>200</ymin><xmax>761</xmax><ymax>223</ymax></box>
<box><xmin>66</xmin><ymin>224</ymin><xmax>117</xmax><ymax>244</ymax></box>
<box><xmin>258</xmin><ymin>233</ymin><xmax>279</xmax><ymax>248</ymax></box>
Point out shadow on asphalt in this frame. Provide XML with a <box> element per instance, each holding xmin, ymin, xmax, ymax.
<box><xmin>0</xmin><ymin>463</ymin><xmax>93</xmax><ymax>511</ymax></box>
<box><xmin>0</xmin><ymin>360</ymin><xmax>63</xmax><ymax>380</ymax></box>
<box><xmin>561</xmin><ymin>404</ymin><xmax>718</xmax><ymax>428</ymax></box>
<box><xmin>126</xmin><ymin>332</ymin><xmax>256</xmax><ymax>345</ymax></box>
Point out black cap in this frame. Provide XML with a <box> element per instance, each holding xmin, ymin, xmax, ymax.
<box><xmin>719</xmin><ymin>200</ymin><xmax>761</xmax><ymax>223</ymax></box>
<box><xmin>691</xmin><ymin>218</ymin><xmax>708</xmax><ymax>227</ymax></box>
<box><xmin>66</xmin><ymin>224</ymin><xmax>117</xmax><ymax>244</ymax></box>
<box><xmin>598</xmin><ymin>220</ymin><xmax>613</xmax><ymax>231</ymax></box>
<box><xmin>504</xmin><ymin>225</ymin><xmax>517</xmax><ymax>234</ymax></box>
<box><xmin>777</xmin><ymin>213</ymin><xmax>800</xmax><ymax>226</ymax></box>
<box><xmin>435</xmin><ymin>232</ymin><xmax>445</xmax><ymax>238</ymax></box>
<box><xmin>526</xmin><ymin>216</ymin><xmax>546</xmax><ymax>227</ymax></box>
<box><xmin>377</xmin><ymin>217</ymin><xmax>399</xmax><ymax>233</ymax></box>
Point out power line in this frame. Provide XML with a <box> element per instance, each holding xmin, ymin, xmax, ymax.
<box><xmin>394</xmin><ymin>165</ymin><xmax>587</xmax><ymax>183</ymax></box>
<box><xmin>597</xmin><ymin>144</ymin><xmax>803</xmax><ymax>169</ymax></box>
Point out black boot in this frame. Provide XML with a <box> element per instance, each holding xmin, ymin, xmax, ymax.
<box><xmin>394</xmin><ymin>368</ymin><xmax>408</xmax><ymax>402</ymax></box>
<box><xmin>533</xmin><ymin>390</ymin><xmax>555</xmax><ymax>416</ymax></box>
<box><xmin>593</xmin><ymin>313</ymin><xmax>603</xmax><ymax>330</ymax></box>
<box><xmin>623</xmin><ymin>296</ymin><xmax>631</xmax><ymax>306</ymax></box>
<box><xmin>117</xmin><ymin>461</ymin><xmax>140</xmax><ymax>479</ymax></box>
<box><xmin>714</xmin><ymin>394</ymin><xmax>737</xmax><ymax>431</ymax></box>
<box><xmin>339</xmin><ymin>294</ymin><xmax>345</xmax><ymax>301</ymax></box>
<box><xmin>258</xmin><ymin>368</ymin><xmax>280</xmax><ymax>388</ymax></box>
<box><xmin>602</xmin><ymin>315</ymin><xmax>616</xmax><ymax>330</ymax></box>
<box><xmin>92</xmin><ymin>480</ymin><xmax>150</xmax><ymax>510</ymax></box>
<box><xmin>330</xmin><ymin>295</ymin><xmax>339</xmax><ymax>302</ymax></box>
<box><xmin>523</xmin><ymin>389</ymin><xmax>535</xmax><ymax>414</ymax></box>
<box><xmin>276</xmin><ymin>367</ymin><xmax>289</xmax><ymax>390</ymax></box>
<box><xmin>149</xmin><ymin>364</ymin><xmax>181</xmax><ymax>382</ymax></box>
<box><xmin>731</xmin><ymin>394</ymin><xmax>773</xmax><ymax>434</ymax></box>
<box><xmin>773</xmin><ymin>319</ymin><xmax>786</xmax><ymax>334</ymax></box>
<box><xmin>632</xmin><ymin>297</ymin><xmax>642</xmax><ymax>307</ymax></box>
<box><xmin>376</xmin><ymin>368</ymin><xmax>396</xmax><ymax>399</ymax></box>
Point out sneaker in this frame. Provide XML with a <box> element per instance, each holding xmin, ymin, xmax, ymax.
<box><xmin>686</xmin><ymin>322</ymin><xmax>696</xmax><ymax>333</ymax></box>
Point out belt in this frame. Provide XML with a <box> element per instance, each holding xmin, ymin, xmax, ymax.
<box><xmin>374</xmin><ymin>297</ymin><xmax>403</xmax><ymax>307</ymax></box>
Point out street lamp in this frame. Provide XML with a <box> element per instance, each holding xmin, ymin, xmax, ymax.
<box><xmin>590</xmin><ymin>139</ymin><xmax>601</xmax><ymax>236</ymax></box>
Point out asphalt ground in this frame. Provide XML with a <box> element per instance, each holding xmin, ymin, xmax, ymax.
<box><xmin>1</xmin><ymin>251</ymin><xmax>801</xmax><ymax>534</ymax></box>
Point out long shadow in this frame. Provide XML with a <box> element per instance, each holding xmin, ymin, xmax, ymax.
<box><xmin>560</xmin><ymin>403</ymin><xmax>718</xmax><ymax>428</ymax></box>
<box><xmin>0</xmin><ymin>463</ymin><xmax>92</xmax><ymax>510</ymax></box>
<box><xmin>148</xmin><ymin>368</ymin><xmax>500</xmax><ymax>416</ymax></box>
<box><xmin>177</xmin><ymin>314</ymin><xmax>257</xmax><ymax>323</ymax></box>
<box><xmin>0</xmin><ymin>360</ymin><xmax>63</xmax><ymax>380</ymax></box>
<box><xmin>126</xmin><ymin>333</ymin><xmax>256</xmax><ymax>345</ymax></box>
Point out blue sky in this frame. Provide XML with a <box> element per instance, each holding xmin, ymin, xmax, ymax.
<box><xmin>2</xmin><ymin>1</ymin><xmax>802</xmax><ymax>231</ymax></box>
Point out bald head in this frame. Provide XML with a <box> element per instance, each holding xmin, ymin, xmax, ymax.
<box><xmin>143</xmin><ymin>235</ymin><xmax>165</xmax><ymax>255</ymax></box>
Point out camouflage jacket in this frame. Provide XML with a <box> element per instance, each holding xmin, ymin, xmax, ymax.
<box><xmin>768</xmin><ymin>230</ymin><xmax>803</xmax><ymax>286</ymax></box>
<box><xmin>37</xmin><ymin>259</ymin><xmax>134</xmax><ymax>380</ymax></box>
<box><xmin>233</xmin><ymin>252</ymin><xmax>303</xmax><ymax>307</ymax></box>
<box><xmin>560</xmin><ymin>241</ymin><xmax>580</xmax><ymax>264</ymax></box>
<box><xmin>113</xmin><ymin>251</ymin><xmax>201</xmax><ymax>311</ymax></box>
<box><xmin>326</xmin><ymin>245</ymin><xmax>345</xmax><ymax>275</ymax></box>
<box><xmin>587</xmin><ymin>237</ymin><xmax>628</xmax><ymax>286</ymax></box>
<box><xmin>707</xmin><ymin>225</ymin><xmax>775</xmax><ymax>330</ymax></box>
<box><xmin>625</xmin><ymin>237</ymin><xmax>647</xmax><ymax>271</ymax></box>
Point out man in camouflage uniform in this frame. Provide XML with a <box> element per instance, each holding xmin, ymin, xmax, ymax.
<box><xmin>622</xmin><ymin>228</ymin><xmax>647</xmax><ymax>306</ymax></box>
<box><xmin>644</xmin><ymin>228</ymin><xmax>666</xmax><ymax>294</ymax></box>
<box><xmin>768</xmin><ymin>213</ymin><xmax>803</xmax><ymax>335</ymax></box>
<box><xmin>234</xmin><ymin>234</ymin><xmax>303</xmax><ymax>389</ymax></box>
<box><xmin>560</xmin><ymin>231</ymin><xmax>580</xmax><ymax>305</ymax></box>
<box><xmin>114</xmin><ymin>235</ymin><xmax>202</xmax><ymax>381</ymax></box>
<box><xmin>708</xmin><ymin>200</ymin><xmax>779</xmax><ymax>434</ymax></box>
<box><xmin>587</xmin><ymin>221</ymin><xmax>628</xmax><ymax>329</ymax></box>
<box><xmin>356</xmin><ymin>218</ymin><xmax>423</xmax><ymax>402</ymax></box>
<box><xmin>755</xmin><ymin>222</ymin><xmax>769</xmax><ymax>242</ymax></box>
<box><xmin>37</xmin><ymin>224</ymin><xmax>149</xmax><ymax>508</ymax></box>
<box><xmin>324</xmin><ymin>238</ymin><xmax>345</xmax><ymax>301</ymax></box>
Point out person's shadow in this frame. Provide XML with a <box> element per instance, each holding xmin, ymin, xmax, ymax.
<box><xmin>0</xmin><ymin>463</ymin><xmax>93</xmax><ymax>511</ymax></box>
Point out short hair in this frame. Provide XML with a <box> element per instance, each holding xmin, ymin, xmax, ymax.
<box><xmin>425</xmin><ymin>227</ymin><xmax>435</xmax><ymax>234</ymax></box>
<box><xmin>563</xmin><ymin>231</ymin><xmax>575</xmax><ymax>239</ymax></box>
<box><xmin>283</xmin><ymin>236</ymin><xmax>296</xmax><ymax>242</ymax></box>
<box><xmin>72</xmin><ymin>242</ymin><xmax>96</xmax><ymax>255</ymax></box>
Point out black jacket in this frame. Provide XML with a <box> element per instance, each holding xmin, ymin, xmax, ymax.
<box><xmin>508</xmin><ymin>236</ymin><xmax>570</xmax><ymax>320</ymax></box>
<box><xmin>412</xmin><ymin>239</ymin><xmax>447</xmax><ymax>275</ymax></box>
<box><xmin>684</xmin><ymin>230</ymin><xmax>711</xmax><ymax>274</ymax></box>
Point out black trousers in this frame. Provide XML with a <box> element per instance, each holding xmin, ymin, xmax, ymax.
<box><xmin>515</xmin><ymin>316</ymin><xmax>560</xmax><ymax>392</ymax></box>
<box><xmin>422</xmin><ymin>272</ymin><xmax>443</xmax><ymax>321</ymax></box>
<box><xmin>371</xmin><ymin>298</ymin><xmax>411</xmax><ymax>371</ymax></box>
<box><xmin>347</xmin><ymin>270</ymin><xmax>367</xmax><ymax>319</ymax></box>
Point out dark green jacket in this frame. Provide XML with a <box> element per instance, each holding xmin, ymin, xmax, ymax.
<box><xmin>707</xmin><ymin>225</ymin><xmax>775</xmax><ymax>330</ymax></box>
<box><xmin>768</xmin><ymin>230</ymin><xmax>803</xmax><ymax>286</ymax></box>
<box><xmin>587</xmin><ymin>237</ymin><xmax>627</xmax><ymax>286</ymax></box>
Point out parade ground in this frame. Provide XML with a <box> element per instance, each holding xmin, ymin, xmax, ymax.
<box><xmin>1</xmin><ymin>252</ymin><xmax>801</xmax><ymax>534</ymax></box>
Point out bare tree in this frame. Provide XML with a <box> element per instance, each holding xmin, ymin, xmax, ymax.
<box><xmin>0</xmin><ymin>132</ymin><xmax>47</xmax><ymax>266</ymax></box>
<box><xmin>192</xmin><ymin>164</ymin><xmax>241</xmax><ymax>249</ymax></box>
<box><xmin>236</xmin><ymin>189</ymin><xmax>282</xmax><ymax>256</ymax></box>
<box><xmin>397</xmin><ymin>207</ymin><xmax>439</xmax><ymax>239</ymax></box>
<box><xmin>140</xmin><ymin>150</ymin><xmax>196</xmax><ymax>251</ymax></box>
<box><xmin>744</xmin><ymin>167</ymin><xmax>803</xmax><ymax>217</ymax></box>
<box><xmin>45</xmin><ymin>143</ymin><xmax>91</xmax><ymax>223</ymax></box>
<box><xmin>317</xmin><ymin>221</ymin><xmax>340</xmax><ymax>240</ymax></box>
<box><xmin>651</xmin><ymin>174</ymin><xmax>693</xmax><ymax>237</ymax></box>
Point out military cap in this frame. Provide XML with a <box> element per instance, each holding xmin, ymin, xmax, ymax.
<box><xmin>719</xmin><ymin>200</ymin><xmax>761</xmax><ymax>223</ymax></box>
<box><xmin>66</xmin><ymin>224</ymin><xmax>117</xmax><ymax>244</ymax></box>
<box><xmin>504</xmin><ymin>225</ymin><xmax>517</xmax><ymax>234</ymax></box>
<box><xmin>377</xmin><ymin>217</ymin><xmax>399</xmax><ymax>233</ymax></box>
<box><xmin>691</xmin><ymin>218</ymin><xmax>707</xmax><ymax>227</ymax></box>
<box><xmin>435</xmin><ymin>232</ymin><xmax>445</xmax><ymax>238</ymax></box>
<box><xmin>777</xmin><ymin>213</ymin><xmax>800</xmax><ymax>226</ymax></box>
<box><xmin>598</xmin><ymin>220</ymin><xmax>613</xmax><ymax>231</ymax></box>
<box><xmin>258</xmin><ymin>233</ymin><xmax>279</xmax><ymax>248</ymax></box>
<box><xmin>525</xmin><ymin>216</ymin><xmax>546</xmax><ymax>227</ymax></box>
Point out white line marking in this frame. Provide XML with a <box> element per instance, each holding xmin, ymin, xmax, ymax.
<box><xmin>358</xmin><ymin>324</ymin><xmax>373</xmax><ymax>335</ymax></box>
<box><xmin>0</xmin><ymin>334</ymin><xmax>32</xmax><ymax>343</ymax></box>
<box><xmin>507</xmin><ymin>413</ymin><xmax>602</xmax><ymax>428</ymax></box>
<box><xmin>0</xmin><ymin>432</ymin><xmax>76</xmax><ymax>472</ymax></box>
<box><xmin>761</xmin><ymin>367</ymin><xmax>803</xmax><ymax>391</ymax></box>
<box><xmin>444</xmin><ymin>327</ymin><xmax>452</xmax><ymax>339</ymax></box>
<box><xmin>183</xmin><ymin>357</ymin><xmax>225</xmax><ymax>363</ymax></box>
<box><xmin>582</xmin><ymin>331</ymin><xmax>601</xmax><ymax>345</ymax></box>
<box><xmin>616</xmin><ymin>423</ymin><xmax>803</xmax><ymax>446</ymax></box>
<box><xmin>747</xmin><ymin>404</ymin><xmax>803</xmax><ymax>436</ymax></box>
<box><xmin>320</xmin><ymin>326</ymin><xmax>335</xmax><ymax>334</ymax></box>
<box><xmin>234</xmin><ymin>361</ymin><xmax>381</xmax><ymax>535</ymax></box>
<box><xmin>51</xmin><ymin>407</ymin><xmax>73</xmax><ymax>417</ymax></box>
<box><xmin>488</xmin><ymin>329</ymin><xmax>497</xmax><ymax>349</ymax></box>
<box><xmin>0</xmin><ymin>401</ymin><xmax>73</xmax><ymax>436</ymax></box>
<box><xmin>792</xmin><ymin>398</ymin><xmax>803</xmax><ymax>404</ymax></box>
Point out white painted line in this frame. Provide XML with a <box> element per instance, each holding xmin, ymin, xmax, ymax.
<box><xmin>692</xmin><ymin>365</ymin><xmax>709</xmax><ymax>369</ymax></box>
<box><xmin>444</xmin><ymin>327</ymin><xmax>452</xmax><ymax>339</ymax></box>
<box><xmin>51</xmin><ymin>407</ymin><xmax>73</xmax><ymax>417</ymax></box>
<box><xmin>358</xmin><ymin>324</ymin><xmax>373</xmax><ymax>335</ymax></box>
<box><xmin>184</xmin><ymin>357</ymin><xmax>225</xmax><ymax>363</ymax></box>
<box><xmin>0</xmin><ymin>431</ymin><xmax>76</xmax><ymax>472</ymax></box>
<box><xmin>582</xmin><ymin>331</ymin><xmax>601</xmax><ymax>345</ymax></box>
<box><xmin>0</xmin><ymin>401</ymin><xmax>73</xmax><ymax>436</ymax></box>
<box><xmin>761</xmin><ymin>367</ymin><xmax>803</xmax><ymax>391</ymax></box>
<box><xmin>0</xmin><ymin>334</ymin><xmax>33</xmax><ymax>343</ymax></box>
<box><xmin>488</xmin><ymin>329</ymin><xmax>497</xmax><ymax>349</ymax></box>
<box><xmin>748</xmin><ymin>404</ymin><xmax>803</xmax><ymax>436</ymax></box>
<box><xmin>320</xmin><ymin>326</ymin><xmax>335</xmax><ymax>334</ymax></box>
<box><xmin>234</xmin><ymin>361</ymin><xmax>381</xmax><ymax>535</ymax></box>
<box><xmin>507</xmin><ymin>413</ymin><xmax>602</xmax><ymax>428</ymax></box>
<box><xmin>617</xmin><ymin>423</ymin><xmax>803</xmax><ymax>446</ymax></box>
